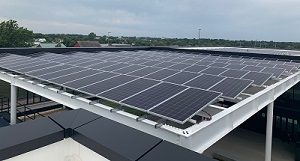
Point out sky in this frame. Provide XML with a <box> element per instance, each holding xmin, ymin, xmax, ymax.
<box><xmin>0</xmin><ymin>0</ymin><xmax>300</xmax><ymax>42</ymax></box>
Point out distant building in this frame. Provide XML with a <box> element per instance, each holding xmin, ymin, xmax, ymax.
<box><xmin>74</xmin><ymin>41</ymin><xmax>101</xmax><ymax>47</ymax></box>
<box><xmin>33</xmin><ymin>43</ymin><xmax>66</xmax><ymax>48</ymax></box>
<box><xmin>35</xmin><ymin>38</ymin><xmax>47</xmax><ymax>43</ymax></box>
<box><xmin>100</xmin><ymin>43</ymin><xmax>132</xmax><ymax>47</ymax></box>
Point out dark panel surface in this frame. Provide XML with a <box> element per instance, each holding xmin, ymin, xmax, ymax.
<box><xmin>88</xmin><ymin>61</ymin><xmax>116</xmax><ymax>69</ymax></box>
<box><xmin>127</xmin><ymin>67</ymin><xmax>162</xmax><ymax>77</ymax></box>
<box><xmin>50</xmin><ymin>69</ymin><xmax>100</xmax><ymax>84</ymax></box>
<box><xmin>168</xmin><ymin>63</ymin><xmax>191</xmax><ymax>70</ymax></box>
<box><xmin>261</xmin><ymin>67</ymin><xmax>285</xmax><ymax>78</ymax></box>
<box><xmin>73</xmin><ymin>118</ymin><xmax>162</xmax><ymax>161</ymax></box>
<box><xmin>185</xmin><ymin>74</ymin><xmax>225</xmax><ymax>89</ymax></box>
<box><xmin>99</xmin><ymin>78</ymin><xmax>159</xmax><ymax>101</ymax></box>
<box><xmin>200</xmin><ymin>67</ymin><xmax>228</xmax><ymax>75</ymax></box>
<box><xmin>79</xmin><ymin>75</ymin><xmax>136</xmax><ymax>95</ymax></box>
<box><xmin>145</xmin><ymin>69</ymin><xmax>179</xmax><ymax>80</ymax></box>
<box><xmin>242</xmin><ymin>71</ymin><xmax>272</xmax><ymax>86</ymax></box>
<box><xmin>100</xmin><ymin>63</ymin><xmax>130</xmax><ymax>71</ymax></box>
<box><xmin>113</xmin><ymin>64</ymin><xmax>146</xmax><ymax>74</ymax></box>
<box><xmin>17</xmin><ymin>62</ymin><xmax>61</xmax><ymax>73</ymax></box>
<box><xmin>150</xmin><ymin>88</ymin><xmax>221</xmax><ymax>123</ymax></box>
<box><xmin>210</xmin><ymin>78</ymin><xmax>253</xmax><ymax>98</ymax></box>
<box><xmin>183</xmin><ymin>65</ymin><xmax>208</xmax><ymax>73</ymax></box>
<box><xmin>122</xmin><ymin>83</ymin><xmax>186</xmax><ymax>110</ymax></box>
<box><xmin>163</xmin><ymin>72</ymin><xmax>199</xmax><ymax>84</ymax></box>
<box><xmin>220</xmin><ymin>69</ymin><xmax>249</xmax><ymax>78</ymax></box>
<box><xmin>225</xmin><ymin>64</ymin><xmax>246</xmax><ymax>69</ymax></box>
<box><xmin>39</xmin><ymin>67</ymin><xmax>85</xmax><ymax>80</ymax></box>
<box><xmin>242</xmin><ymin>65</ymin><xmax>264</xmax><ymax>72</ymax></box>
<box><xmin>63</xmin><ymin>72</ymin><xmax>117</xmax><ymax>89</ymax></box>
<box><xmin>154</xmin><ymin>61</ymin><xmax>177</xmax><ymax>68</ymax></box>
<box><xmin>26</xmin><ymin>64</ymin><xmax>73</xmax><ymax>76</ymax></box>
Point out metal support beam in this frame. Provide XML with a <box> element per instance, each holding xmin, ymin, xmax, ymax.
<box><xmin>10</xmin><ymin>84</ymin><xmax>17</xmax><ymax>125</ymax></box>
<box><xmin>62</xmin><ymin>87</ymin><xmax>66</xmax><ymax>109</ymax></box>
<box><xmin>265</xmin><ymin>102</ymin><xmax>274</xmax><ymax>161</ymax></box>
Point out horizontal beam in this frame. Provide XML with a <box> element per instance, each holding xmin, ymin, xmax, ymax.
<box><xmin>182</xmin><ymin>71</ymin><xmax>300</xmax><ymax>152</ymax></box>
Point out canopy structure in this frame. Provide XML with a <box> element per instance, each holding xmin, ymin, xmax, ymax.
<box><xmin>0</xmin><ymin>47</ymin><xmax>299</xmax><ymax>160</ymax></box>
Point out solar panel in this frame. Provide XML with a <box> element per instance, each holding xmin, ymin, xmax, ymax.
<box><xmin>209</xmin><ymin>78</ymin><xmax>253</xmax><ymax>99</ymax></box>
<box><xmin>113</xmin><ymin>65</ymin><xmax>146</xmax><ymax>74</ymax></box>
<box><xmin>49</xmin><ymin>69</ymin><xmax>100</xmax><ymax>84</ymax></box>
<box><xmin>261</xmin><ymin>67</ymin><xmax>285</xmax><ymax>78</ymax></box>
<box><xmin>184</xmin><ymin>74</ymin><xmax>225</xmax><ymax>89</ymax></box>
<box><xmin>128</xmin><ymin>59</ymin><xmax>150</xmax><ymax>64</ymax></box>
<box><xmin>141</xmin><ymin>60</ymin><xmax>161</xmax><ymax>66</ymax></box>
<box><xmin>275</xmin><ymin>64</ymin><xmax>295</xmax><ymax>72</ymax></box>
<box><xmin>127</xmin><ymin>67</ymin><xmax>162</xmax><ymax>77</ymax></box>
<box><xmin>39</xmin><ymin>67</ymin><xmax>86</xmax><ymax>80</ymax></box>
<box><xmin>16</xmin><ymin>62</ymin><xmax>61</xmax><ymax>73</ymax></box>
<box><xmin>243</xmin><ymin>61</ymin><xmax>259</xmax><ymax>66</ymax></box>
<box><xmin>163</xmin><ymin>72</ymin><xmax>199</xmax><ymax>84</ymax></box>
<box><xmin>168</xmin><ymin>63</ymin><xmax>191</xmax><ymax>70</ymax></box>
<box><xmin>199</xmin><ymin>67</ymin><xmax>228</xmax><ymax>75</ymax></box>
<box><xmin>170</xmin><ymin>58</ymin><xmax>188</xmax><ymax>63</ymax></box>
<box><xmin>241</xmin><ymin>71</ymin><xmax>272</xmax><ymax>86</ymax></box>
<box><xmin>149</xmin><ymin>88</ymin><xmax>221</xmax><ymax>123</ymax></box>
<box><xmin>242</xmin><ymin>65</ymin><xmax>264</xmax><ymax>72</ymax></box>
<box><xmin>145</xmin><ymin>69</ymin><xmax>179</xmax><ymax>80</ymax></box>
<box><xmin>27</xmin><ymin>64</ymin><xmax>74</xmax><ymax>76</ymax></box>
<box><xmin>122</xmin><ymin>83</ymin><xmax>187</xmax><ymax>110</ymax></box>
<box><xmin>183</xmin><ymin>65</ymin><xmax>207</xmax><ymax>73</ymax></box>
<box><xmin>225</xmin><ymin>64</ymin><xmax>247</xmax><ymax>70</ymax></box>
<box><xmin>8</xmin><ymin>60</ymin><xmax>50</xmax><ymax>70</ymax></box>
<box><xmin>73</xmin><ymin>59</ymin><xmax>102</xmax><ymax>67</ymax></box>
<box><xmin>220</xmin><ymin>69</ymin><xmax>249</xmax><ymax>78</ymax></box>
<box><xmin>209</xmin><ymin>62</ymin><xmax>228</xmax><ymax>67</ymax></box>
<box><xmin>98</xmin><ymin>78</ymin><xmax>159</xmax><ymax>101</ymax></box>
<box><xmin>63</xmin><ymin>72</ymin><xmax>117</xmax><ymax>89</ymax></box>
<box><xmin>100</xmin><ymin>63</ymin><xmax>130</xmax><ymax>71</ymax></box>
<box><xmin>88</xmin><ymin>61</ymin><xmax>116</xmax><ymax>69</ymax></box>
<box><xmin>181</xmin><ymin>59</ymin><xmax>198</xmax><ymax>64</ymax></box>
<box><xmin>154</xmin><ymin>62</ymin><xmax>177</xmax><ymax>68</ymax></box>
<box><xmin>195</xmin><ymin>61</ymin><xmax>213</xmax><ymax>66</ymax></box>
<box><xmin>257</xmin><ymin>63</ymin><xmax>275</xmax><ymax>68</ymax></box>
<box><xmin>227</xmin><ymin>60</ymin><xmax>242</xmax><ymax>64</ymax></box>
<box><xmin>78</xmin><ymin>75</ymin><xmax>136</xmax><ymax>95</ymax></box>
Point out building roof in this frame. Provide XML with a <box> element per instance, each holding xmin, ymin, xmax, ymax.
<box><xmin>0</xmin><ymin>108</ymin><xmax>215</xmax><ymax>161</ymax></box>
<box><xmin>33</xmin><ymin>43</ymin><xmax>66</xmax><ymax>48</ymax></box>
<box><xmin>75</xmin><ymin>41</ymin><xmax>101</xmax><ymax>47</ymax></box>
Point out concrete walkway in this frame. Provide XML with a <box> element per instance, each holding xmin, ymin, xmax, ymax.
<box><xmin>204</xmin><ymin>128</ymin><xmax>295</xmax><ymax>161</ymax></box>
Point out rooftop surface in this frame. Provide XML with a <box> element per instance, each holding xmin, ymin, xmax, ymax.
<box><xmin>0</xmin><ymin>47</ymin><xmax>299</xmax><ymax>153</ymax></box>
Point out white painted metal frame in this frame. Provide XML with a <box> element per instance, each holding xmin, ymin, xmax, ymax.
<box><xmin>1</xmin><ymin>70</ymin><xmax>300</xmax><ymax>153</ymax></box>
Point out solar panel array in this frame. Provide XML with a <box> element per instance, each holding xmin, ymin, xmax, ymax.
<box><xmin>0</xmin><ymin>50</ymin><xmax>299</xmax><ymax>124</ymax></box>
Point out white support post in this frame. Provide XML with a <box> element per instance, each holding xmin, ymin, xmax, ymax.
<box><xmin>10</xmin><ymin>84</ymin><xmax>17</xmax><ymax>125</ymax></box>
<box><xmin>62</xmin><ymin>87</ymin><xmax>66</xmax><ymax>109</ymax></box>
<box><xmin>265</xmin><ymin>102</ymin><xmax>274</xmax><ymax>161</ymax></box>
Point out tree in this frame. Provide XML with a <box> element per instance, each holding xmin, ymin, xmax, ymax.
<box><xmin>88</xmin><ymin>32</ymin><xmax>96</xmax><ymax>40</ymax></box>
<box><xmin>0</xmin><ymin>20</ymin><xmax>34</xmax><ymax>48</ymax></box>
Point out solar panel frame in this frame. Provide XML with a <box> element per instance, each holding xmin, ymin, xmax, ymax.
<box><xmin>241</xmin><ymin>71</ymin><xmax>273</xmax><ymax>86</ymax></box>
<box><xmin>209</xmin><ymin>77</ymin><xmax>253</xmax><ymax>99</ymax></box>
<box><xmin>121</xmin><ymin>83</ymin><xmax>187</xmax><ymax>111</ymax></box>
<box><xmin>220</xmin><ymin>69</ymin><xmax>249</xmax><ymax>78</ymax></box>
<box><xmin>162</xmin><ymin>71</ymin><xmax>199</xmax><ymax>84</ymax></box>
<box><xmin>149</xmin><ymin>88</ymin><xmax>221</xmax><ymax>124</ymax></box>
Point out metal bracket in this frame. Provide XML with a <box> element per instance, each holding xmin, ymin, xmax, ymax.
<box><xmin>155</xmin><ymin>119</ymin><xmax>166</xmax><ymax>129</ymax></box>
<box><xmin>110</xmin><ymin>105</ymin><xmax>124</xmax><ymax>113</ymax></box>
<box><xmin>136</xmin><ymin>114</ymin><xmax>148</xmax><ymax>122</ymax></box>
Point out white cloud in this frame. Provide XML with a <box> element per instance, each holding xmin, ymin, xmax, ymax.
<box><xmin>0</xmin><ymin>0</ymin><xmax>299</xmax><ymax>41</ymax></box>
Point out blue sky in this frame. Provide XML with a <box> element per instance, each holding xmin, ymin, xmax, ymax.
<box><xmin>0</xmin><ymin>0</ymin><xmax>300</xmax><ymax>41</ymax></box>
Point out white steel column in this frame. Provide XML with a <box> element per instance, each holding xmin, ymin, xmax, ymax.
<box><xmin>62</xmin><ymin>87</ymin><xmax>66</xmax><ymax>109</ymax></box>
<box><xmin>10</xmin><ymin>84</ymin><xmax>17</xmax><ymax>125</ymax></box>
<box><xmin>265</xmin><ymin>102</ymin><xmax>274</xmax><ymax>161</ymax></box>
